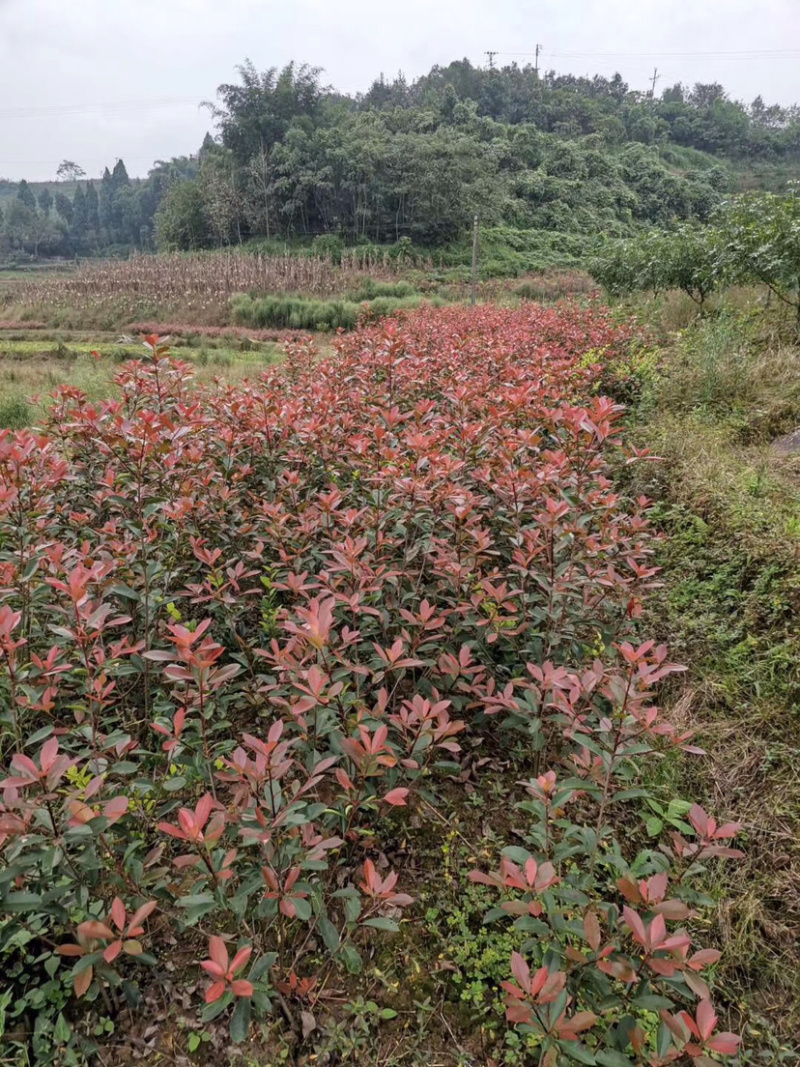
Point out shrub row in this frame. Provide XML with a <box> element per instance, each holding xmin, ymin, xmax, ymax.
<box><xmin>230</xmin><ymin>292</ymin><xmax>440</xmax><ymax>331</ymax></box>
<box><xmin>0</xmin><ymin>308</ymin><xmax>742</xmax><ymax>1063</ymax></box>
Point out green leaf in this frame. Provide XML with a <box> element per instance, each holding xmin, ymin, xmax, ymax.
<box><xmin>482</xmin><ymin>906</ymin><xmax>509</xmax><ymax>925</ymax></box>
<box><xmin>610</xmin><ymin>788</ymin><xmax>649</xmax><ymax>803</ymax></box>
<box><xmin>362</xmin><ymin>917</ymin><xmax>399</xmax><ymax>932</ymax></box>
<box><xmin>201</xmin><ymin>991</ymin><xmax>233</xmax><ymax>1023</ymax></box>
<box><xmin>26</xmin><ymin>724</ymin><xmax>55</xmax><ymax>746</ymax></box>
<box><xmin>53</xmin><ymin>1013</ymin><xmax>71</xmax><ymax>1044</ymax></box>
<box><xmin>340</xmin><ymin>944</ymin><xmax>363</xmax><ymax>974</ymax></box>
<box><xmin>188</xmin><ymin>1033</ymin><xmax>201</xmax><ymax>1053</ymax></box>
<box><xmin>561</xmin><ymin>1042</ymin><xmax>596</xmax><ymax>1064</ymax></box>
<box><xmin>500</xmin><ymin>846</ymin><xmax>532</xmax><ymax>865</ymax></box>
<box><xmin>0</xmin><ymin>989</ymin><xmax>13</xmax><ymax>1038</ymax></box>
<box><xmin>292</xmin><ymin>897</ymin><xmax>312</xmax><ymax>922</ymax></box>
<box><xmin>657</xmin><ymin>1022</ymin><xmax>674</xmax><ymax>1058</ymax></box>
<box><xmin>645</xmin><ymin>816</ymin><xmax>663</xmax><ymax>837</ymax></box>
<box><xmin>343</xmin><ymin>894</ymin><xmax>361</xmax><ymax>924</ymax></box>
<box><xmin>379</xmin><ymin>1008</ymin><xmax>398</xmax><ymax>1019</ymax></box>
<box><xmin>163</xmin><ymin>776</ymin><xmax>187</xmax><ymax>792</ymax></box>
<box><xmin>176</xmin><ymin>893</ymin><xmax>215</xmax><ymax>908</ymax></box>
<box><xmin>3</xmin><ymin>891</ymin><xmax>43</xmax><ymax>911</ymax></box>
<box><xmin>112</xmin><ymin>761</ymin><xmax>139</xmax><ymax>775</ymax></box>
<box><xmin>73</xmin><ymin>951</ymin><xmax>104</xmax><ymax>975</ymax></box>
<box><xmin>249</xmin><ymin>953</ymin><xmax>277</xmax><ymax>982</ymax></box>
<box><xmin>318</xmin><ymin>916</ymin><xmax>340</xmax><ymax>954</ymax></box>
<box><xmin>230</xmin><ymin>996</ymin><xmax>251</xmax><ymax>1044</ymax></box>
<box><xmin>109</xmin><ymin>582</ymin><xmax>141</xmax><ymax>601</ymax></box>
<box><xmin>596</xmin><ymin>1053</ymin><xmax>635</xmax><ymax>1067</ymax></box>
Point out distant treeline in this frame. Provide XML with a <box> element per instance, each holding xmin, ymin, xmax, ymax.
<box><xmin>2</xmin><ymin>58</ymin><xmax>800</xmax><ymax>262</ymax></box>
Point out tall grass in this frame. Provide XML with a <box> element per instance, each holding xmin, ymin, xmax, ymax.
<box><xmin>230</xmin><ymin>292</ymin><xmax>440</xmax><ymax>331</ymax></box>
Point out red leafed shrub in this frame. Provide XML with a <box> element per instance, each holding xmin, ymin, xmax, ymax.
<box><xmin>0</xmin><ymin>305</ymin><xmax>741</xmax><ymax>1060</ymax></box>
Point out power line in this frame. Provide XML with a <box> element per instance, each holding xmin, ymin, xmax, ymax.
<box><xmin>494</xmin><ymin>47</ymin><xmax>800</xmax><ymax>60</ymax></box>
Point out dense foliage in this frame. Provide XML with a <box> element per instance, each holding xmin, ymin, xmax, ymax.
<box><xmin>589</xmin><ymin>227</ymin><xmax>722</xmax><ymax>305</ymax></box>
<box><xmin>6</xmin><ymin>56</ymin><xmax>800</xmax><ymax>262</ymax></box>
<box><xmin>0</xmin><ymin>308</ymin><xmax>742</xmax><ymax>1063</ymax></box>
<box><xmin>589</xmin><ymin>186</ymin><xmax>800</xmax><ymax>319</ymax></box>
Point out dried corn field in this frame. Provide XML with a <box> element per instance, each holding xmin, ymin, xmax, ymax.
<box><xmin>0</xmin><ymin>249</ymin><xmax>414</xmax><ymax>328</ymax></box>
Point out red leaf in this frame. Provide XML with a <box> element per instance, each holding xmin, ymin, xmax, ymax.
<box><xmin>696</xmin><ymin>1000</ymin><xmax>718</xmax><ymax>1041</ymax></box>
<box><xmin>510</xmin><ymin>951</ymin><xmax>530</xmax><ymax>992</ymax></box>
<box><xmin>706</xmin><ymin>1033</ymin><xmax>741</xmax><ymax>1054</ymax></box>
<box><xmin>205</xmin><ymin>980</ymin><xmax>226</xmax><ymax>1004</ymax></box>
<box><xmin>74</xmin><ymin>966</ymin><xmax>93</xmax><ymax>997</ymax></box>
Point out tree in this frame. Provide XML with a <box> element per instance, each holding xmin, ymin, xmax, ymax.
<box><xmin>111</xmin><ymin>159</ymin><xmax>130</xmax><ymax>189</ymax></box>
<box><xmin>209</xmin><ymin>60</ymin><xmax>326</xmax><ymax>165</ymax></box>
<box><xmin>17</xmin><ymin>180</ymin><xmax>37</xmax><ymax>210</ymax></box>
<box><xmin>56</xmin><ymin>160</ymin><xmax>86</xmax><ymax>182</ymax></box>
<box><xmin>54</xmin><ymin>191</ymin><xmax>74</xmax><ymax>225</ymax></box>
<box><xmin>3</xmin><ymin>200</ymin><xmax>36</xmax><ymax>250</ymax></box>
<box><xmin>245</xmin><ymin>145</ymin><xmax>274</xmax><ymax>238</ymax></box>
<box><xmin>199</xmin><ymin>149</ymin><xmax>243</xmax><ymax>244</ymax></box>
<box><xmin>71</xmin><ymin>184</ymin><xmax>88</xmax><ymax>245</ymax></box>
<box><xmin>715</xmin><ymin>186</ymin><xmax>800</xmax><ymax>324</ymax></box>
<box><xmin>2</xmin><ymin>198</ymin><xmax>61</xmax><ymax>256</ymax></box>
<box><xmin>154</xmin><ymin>179</ymin><xmax>211</xmax><ymax>250</ymax></box>
<box><xmin>85</xmin><ymin>181</ymin><xmax>100</xmax><ymax>233</ymax></box>
<box><xmin>37</xmin><ymin>187</ymin><xmax>53</xmax><ymax>215</ymax></box>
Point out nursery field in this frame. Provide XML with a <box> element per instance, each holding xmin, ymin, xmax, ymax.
<box><xmin>2</xmin><ymin>251</ymin><xmax>800</xmax><ymax>1067</ymax></box>
<box><xmin>0</xmin><ymin>298</ymin><xmax>770</xmax><ymax>1067</ymax></box>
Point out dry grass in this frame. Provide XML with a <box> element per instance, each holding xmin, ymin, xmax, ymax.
<box><xmin>0</xmin><ymin>251</ymin><xmax>404</xmax><ymax>329</ymax></box>
<box><xmin>629</xmin><ymin>299</ymin><xmax>800</xmax><ymax>1050</ymax></box>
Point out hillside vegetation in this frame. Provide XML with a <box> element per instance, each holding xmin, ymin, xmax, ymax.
<box><xmin>2</xmin><ymin>59</ymin><xmax>800</xmax><ymax>268</ymax></box>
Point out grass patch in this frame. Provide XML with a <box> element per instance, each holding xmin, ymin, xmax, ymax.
<box><xmin>0</xmin><ymin>339</ymin><xmax>289</xmax><ymax>427</ymax></box>
<box><xmin>230</xmin><ymin>292</ymin><xmax>443</xmax><ymax>331</ymax></box>
<box><xmin>624</xmin><ymin>295</ymin><xmax>800</xmax><ymax>1047</ymax></box>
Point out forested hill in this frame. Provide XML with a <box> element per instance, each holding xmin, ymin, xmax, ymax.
<box><xmin>3</xmin><ymin>58</ymin><xmax>800</xmax><ymax>266</ymax></box>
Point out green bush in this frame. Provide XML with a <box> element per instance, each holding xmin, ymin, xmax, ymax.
<box><xmin>230</xmin><ymin>294</ymin><xmax>360</xmax><ymax>331</ymax></box>
<box><xmin>230</xmin><ymin>292</ymin><xmax>438</xmax><ymax>331</ymax></box>
<box><xmin>589</xmin><ymin>226</ymin><xmax>721</xmax><ymax>304</ymax></box>
<box><xmin>311</xmin><ymin>234</ymin><xmax>345</xmax><ymax>263</ymax></box>
<box><xmin>345</xmin><ymin>279</ymin><xmax>418</xmax><ymax>302</ymax></box>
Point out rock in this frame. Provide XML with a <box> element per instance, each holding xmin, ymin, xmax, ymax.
<box><xmin>773</xmin><ymin>428</ymin><xmax>800</xmax><ymax>453</ymax></box>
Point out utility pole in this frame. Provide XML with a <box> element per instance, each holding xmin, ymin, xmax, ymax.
<box><xmin>485</xmin><ymin>50</ymin><xmax>498</xmax><ymax>71</ymax></box>
<box><xmin>535</xmin><ymin>43</ymin><xmax>541</xmax><ymax>76</ymax></box>
<box><xmin>650</xmin><ymin>66</ymin><xmax>660</xmax><ymax>98</ymax></box>
<box><xmin>470</xmin><ymin>215</ymin><xmax>479</xmax><ymax>307</ymax></box>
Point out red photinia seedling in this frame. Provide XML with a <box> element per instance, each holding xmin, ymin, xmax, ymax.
<box><xmin>157</xmin><ymin>793</ymin><xmax>225</xmax><ymax>846</ymax></box>
<box><xmin>58</xmin><ymin>898</ymin><xmax>157</xmax><ymax>995</ymax></box>
<box><xmin>617</xmin><ymin>871</ymin><xmax>694</xmax><ymax>920</ymax></box>
<box><xmin>469</xmin><ymin>857</ymin><xmax>559</xmax><ymax>917</ymax></box>
<box><xmin>359</xmin><ymin>859</ymin><xmax>413</xmax><ymax>910</ymax></box>
<box><xmin>661</xmin><ymin>999</ymin><xmax>742</xmax><ymax>1060</ymax></box>
<box><xmin>0</xmin><ymin>310</ymin><xmax>744</xmax><ymax>1052</ymax></box>
<box><xmin>200</xmin><ymin>936</ymin><xmax>253</xmax><ymax>1003</ymax></box>
<box><xmin>1</xmin><ymin>737</ymin><xmax>78</xmax><ymax>793</ymax></box>
<box><xmin>502</xmin><ymin>952</ymin><xmax>598</xmax><ymax>1041</ymax></box>
<box><xmin>262</xmin><ymin>865</ymin><xmax>309</xmax><ymax>918</ymax></box>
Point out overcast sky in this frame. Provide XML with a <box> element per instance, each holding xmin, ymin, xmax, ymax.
<box><xmin>1</xmin><ymin>0</ymin><xmax>799</xmax><ymax>182</ymax></box>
